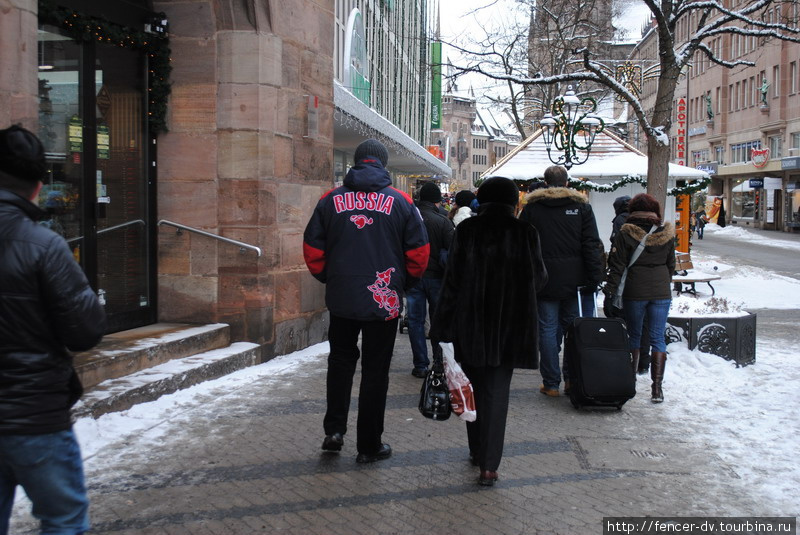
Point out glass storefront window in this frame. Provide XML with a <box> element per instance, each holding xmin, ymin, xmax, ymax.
<box><xmin>731</xmin><ymin>178</ymin><xmax>755</xmax><ymax>218</ymax></box>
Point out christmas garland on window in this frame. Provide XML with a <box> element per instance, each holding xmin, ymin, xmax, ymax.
<box><xmin>38</xmin><ymin>1</ymin><xmax>172</xmax><ymax>133</ymax></box>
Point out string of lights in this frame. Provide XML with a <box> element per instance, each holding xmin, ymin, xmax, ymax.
<box><xmin>39</xmin><ymin>0</ymin><xmax>172</xmax><ymax>133</ymax></box>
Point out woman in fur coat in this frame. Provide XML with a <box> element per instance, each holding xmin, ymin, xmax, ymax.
<box><xmin>603</xmin><ymin>193</ymin><xmax>675</xmax><ymax>403</ymax></box>
<box><xmin>430</xmin><ymin>177</ymin><xmax>548</xmax><ymax>486</ymax></box>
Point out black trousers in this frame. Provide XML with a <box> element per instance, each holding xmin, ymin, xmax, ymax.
<box><xmin>324</xmin><ymin>314</ymin><xmax>398</xmax><ymax>455</ymax></box>
<box><xmin>461</xmin><ymin>364</ymin><xmax>515</xmax><ymax>472</ymax></box>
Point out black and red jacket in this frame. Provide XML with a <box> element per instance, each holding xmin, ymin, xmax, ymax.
<box><xmin>303</xmin><ymin>158</ymin><xmax>430</xmax><ymax>321</ymax></box>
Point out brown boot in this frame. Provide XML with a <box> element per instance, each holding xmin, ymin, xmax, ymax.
<box><xmin>630</xmin><ymin>349</ymin><xmax>640</xmax><ymax>376</ymax></box>
<box><xmin>650</xmin><ymin>352</ymin><xmax>667</xmax><ymax>403</ymax></box>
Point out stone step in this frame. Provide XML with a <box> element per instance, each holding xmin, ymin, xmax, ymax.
<box><xmin>73</xmin><ymin>341</ymin><xmax>261</xmax><ymax>419</ymax></box>
<box><xmin>73</xmin><ymin>323</ymin><xmax>231</xmax><ymax>389</ymax></box>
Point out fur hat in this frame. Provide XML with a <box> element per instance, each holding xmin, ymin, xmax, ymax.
<box><xmin>454</xmin><ymin>189</ymin><xmax>476</xmax><ymax>208</ymax></box>
<box><xmin>354</xmin><ymin>138</ymin><xmax>389</xmax><ymax>167</ymax></box>
<box><xmin>477</xmin><ymin>177</ymin><xmax>519</xmax><ymax>207</ymax></box>
<box><xmin>419</xmin><ymin>182</ymin><xmax>442</xmax><ymax>203</ymax></box>
<box><xmin>0</xmin><ymin>124</ymin><xmax>46</xmax><ymax>183</ymax></box>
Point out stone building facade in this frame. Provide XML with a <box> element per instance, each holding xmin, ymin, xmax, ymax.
<box><xmin>2</xmin><ymin>0</ymin><xmax>446</xmax><ymax>360</ymax></box>
<box><xmin>626</xmin><ymin>8</ymin><xmax>800</xmax><ymax>232</ymax></box>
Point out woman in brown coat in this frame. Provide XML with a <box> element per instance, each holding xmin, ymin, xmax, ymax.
<box><xmin>603</xmin><ymin>193</ymin><xmax>675</xmax><ymax>403</ymax></box>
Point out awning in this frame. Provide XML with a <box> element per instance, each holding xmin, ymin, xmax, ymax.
<box><xmin>334</xmin><ymin>81</ymin><xmax>451</xmax><ymax>177</ymax></box>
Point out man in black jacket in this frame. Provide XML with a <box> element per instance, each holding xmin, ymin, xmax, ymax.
<box><xmin>304</xmin><ymin>139</ymin><xmax>429</xmax><ymax>463</ymax></box>
<box><xmin>519</xmin><ymin>165</ymin><xmax>603</xmax><ymax>397</ymax></box>
<box><xmin>408</xmin><ymin>182</ymin><xmax>455</xmax><ymax>377</ymax></box>
<box><xmin>0</xmin><ymin>125</ymin><xmax>106</xmax><ymax>535</ymax></box>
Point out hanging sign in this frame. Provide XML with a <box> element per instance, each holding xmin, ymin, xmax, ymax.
<box><xmin>675</xmin><ymin>98</ymin><xmax>686</xmax><ymax>165</ymax></box>
<box><xmin>751</xmin><ymin>147</ymin><xmax>770</xmax><ymax>168</ymax></box>
<box><xmin>343</xmin><ymin>9</ymin><xmax>370</xmax><ymax>106</ymax></box>
<box><xmin>306</xmin><ymin>95</ymin><xmax>319</xmax><ymax>139</ymax></box>
<box><xmin>68</xmin><ymin>115</ymin><xmax>82</xmax><ymax>153</ymax></box>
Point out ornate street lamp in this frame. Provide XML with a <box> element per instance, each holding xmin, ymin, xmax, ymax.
<box><xmin>540</xmin><ymin>85</ymin><xmax>605</xmax><ymax>169</ymax></box>
<box><xmin>456</xmin><ymin>133</ymin><xmax>468</xmax><ymax>185</ymax></box>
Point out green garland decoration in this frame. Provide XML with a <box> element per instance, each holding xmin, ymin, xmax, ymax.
<box><xmin>490</xmin><ymin>174</ymin><xmax>710</xmax><ymax>197</ymax></box>
<box><xmin>38</xmin><ymin>1</ymin><xmax>172</xmax><ymax>133</ymax></box>
<box><xmin>567</xmin><ymin>174</ymin><xmax>712</xmax><ymax>197</ymax></box>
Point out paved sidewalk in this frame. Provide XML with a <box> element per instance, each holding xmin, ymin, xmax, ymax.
<box><xmin>11</xmin><ymin>329</ymin><xmax>781</xmax><ymax>535</ymax></box>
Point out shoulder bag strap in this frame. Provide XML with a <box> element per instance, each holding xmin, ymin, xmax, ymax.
<box><xmin>615</xmin><ymin>225</ymin><xmax>656</xmax><ymax>302</ymax></box>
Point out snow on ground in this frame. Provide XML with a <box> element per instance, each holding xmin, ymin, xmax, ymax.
<box><xmin>705</xmin><ymin>223</ymin><xmax>800</xmax><ymax>252</ymax></box>
<box><xmin>75</xmin><ymin>343</ymin><xmax>330</xmax><ymax>460</ymax></box>
<box><xmin>663</xmin><ymin>337</ymin><xmax>800</xmax><ymax>513</ymax></box>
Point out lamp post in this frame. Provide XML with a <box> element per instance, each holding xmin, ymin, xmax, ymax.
<box><xmin>456</xmin><ymin>132</ymin><xmax>468</xmax><ymax>187</ymax></box>
<box><xmin>540</xmin><ymin>85</ymin><xmax>605</xmax><ymax>169</ymax></box>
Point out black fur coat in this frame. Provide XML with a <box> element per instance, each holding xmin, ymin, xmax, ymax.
<box><xmin>430</xmin><ymin>203</ymin><xmax>548</xmax><ymax>369</ymax></box>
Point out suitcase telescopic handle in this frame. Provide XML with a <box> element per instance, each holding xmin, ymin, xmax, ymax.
<box><xmin>577</xmin><ymin>286</ymin><xmax>598</xmax><ymax>317</ymax></box>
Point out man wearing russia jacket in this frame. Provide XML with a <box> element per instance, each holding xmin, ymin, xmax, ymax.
<box><xmin>303</xmin><ymin>139</ymin><xmax>429</xmax><ymax>464</ymax></box>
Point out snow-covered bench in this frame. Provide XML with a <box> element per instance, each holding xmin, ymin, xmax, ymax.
<box><xmin>672</xmin><ymin>251</ymin><xmax>721</xmax><ymax>296</ymax></box>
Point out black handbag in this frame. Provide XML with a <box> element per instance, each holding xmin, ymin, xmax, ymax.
<box><xmin>418</xmin><ymin>360</ymin><xmax>451</xmax><ymax>420</ymax></box>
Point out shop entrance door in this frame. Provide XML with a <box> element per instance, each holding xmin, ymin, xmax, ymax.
<box><xmin>38</xmin><ymin>25</ymin><xmax>156</xmax><ymax>333</ymax></box>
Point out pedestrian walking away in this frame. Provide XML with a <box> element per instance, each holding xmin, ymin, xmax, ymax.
<box><xmin>518</xmin><ymin>165</ymin><xmax>604</xmax><ymax>397</ymax></box>
<box><xmin>407</xmin><ymin>182</ymin><xmax>454</xmax><ymax>378</ymax></box>
<box><xmin>603</xmin><ymin>193</ymin><xmax>675</xmax><ymax>403</ymax></box>
<box><xmin>449</xmin><ymin>189</ymin><xmax>476</xmax><ymax>227</ymax></box>
<box><xmin>695</xmin><ymin>210</ymin><xmax>707</xmax><ymax>239</ymax></box>
<box><xmin>607</xmin><ymin>194</ymin><xmax>651</xmax><ymax>374</ymax></box>
<box><xmin>303</xmin><ymin>138</ymin><xmax>430</xmax><ymax>463</ymax></box>
<box><xmin>431</xmin><ymin>177</ymin><xmax>547</xmax><ymax>486</ymax></box>
<box><xmin>0</xmin><ymin>124</ymin><xmax>107</xmax><ymax>535</ymax></box>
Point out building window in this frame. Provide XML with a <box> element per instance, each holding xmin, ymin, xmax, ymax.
<box><xmin>773</xmin><ymin>65</ymin><xmax>780</xmax><ymax>97</ymax></box>
<box><xmin>768</xmin><ymin>135</ymin><xmax>783</xmax><ymax>159</ymax></box>
<box><xmin>730</xmin><ymin>140</ymin><xmax>761</xmax><ymax>163</ymax></box>
<box><xmin>715</xmin><ymin>145</ymin><xmax>725</xmax><ymax>165</ymax></box>
<box><xmin>791</xmin><ymin>62</ymin><xmax>798</xmax><ymax>94</ymax></box>
<box><xmin>791</xmin><ymin>132</ymin><xmax>800</xmax><ymax>153</ymax></box>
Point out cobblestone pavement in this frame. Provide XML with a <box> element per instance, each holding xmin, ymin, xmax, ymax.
<box><xmin>11</xmin><ymin>329</ymin><xmax>789</xmax><ymax>535</ymax></box>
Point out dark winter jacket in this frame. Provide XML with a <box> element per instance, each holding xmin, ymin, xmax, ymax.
<box><xmin>610</xmin><ymin>195</ymin><xmax>630</xmax><ymax>243</ymax></box>
<box><xmin>518</xmin><ymin>187</ymin><xmax>604</xmax><ymax>300</ymax></box>
<box><xmin>303</xmin><ymin>160</ymin><xmax>430</xmax><ymax>321</ymax></box>
<box><xmin>430</xmin><ymin>202</ymin><xmax>548</xmax><ymax>369</ymax></box>
<box><xmin>0</xmin><ymin>188</ymin><xmax>106</xmax><ymax>435</ymax></box>
<box><xmin>605</xmin><ymin>221</ymin><xmax>676</xmax><ymax>301</ymax></box>
<box><xmin>416</xmin><ymin>200</ymin><xmax>454</xmax><ymax>279</ymax></box>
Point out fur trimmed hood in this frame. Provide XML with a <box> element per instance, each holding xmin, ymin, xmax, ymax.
<box><xmin>524</xmin><ymin>186</ymin><xmax>587</xmax><ymax>205</ymax></box>
<box><xmin>620</xmin><ymin>221</ymin><xmax>675</xmax><ymax>247</ymax></box>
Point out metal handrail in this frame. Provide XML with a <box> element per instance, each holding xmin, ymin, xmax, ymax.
<box><xmin>66</xmin><ymin>219</ymin><xmax>146</xmax><ymax>245</ymax></box>
<box><xmin>157</xmin><ymin>219</ymin><xmax>262</xmax><ymax>257</ymax></box>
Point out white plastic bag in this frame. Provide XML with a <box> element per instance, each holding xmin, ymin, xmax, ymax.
<box><xmin>440</xmin><ymin>342</ymin><xmax>477</xmax><ymax>422</ymax></box>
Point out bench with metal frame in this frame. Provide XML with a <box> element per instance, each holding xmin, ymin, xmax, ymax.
<box><xmin>672</xmin><ymin>251</ymin><xmax>721</xmax><ymax>296</ymax></box>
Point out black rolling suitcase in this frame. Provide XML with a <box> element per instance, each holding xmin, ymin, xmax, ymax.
<box><xmin>564</xmin><ymin>290</ymin><xmax>636</xmax><ymax>410</ymax></box>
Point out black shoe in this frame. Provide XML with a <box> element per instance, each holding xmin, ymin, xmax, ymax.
<box><xmin>356</xmin><ymin>443</ymin><xmax>392</xmax><ymax>464</ymax></box>
<box><xmin>321</xmin><ymin>432</ymin><xmax>343</xmax><ymax>452</ymax></box>
<box><xmin>411</xmin><ymin>368</ymin><xmax>428</xmax><ymax>378</ymax></box>
<box><xmin>478</xmin><ymin>470</ymin><xmax>498</xmax><ymax>486</ymax></box>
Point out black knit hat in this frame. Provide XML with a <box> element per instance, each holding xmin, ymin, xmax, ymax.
<box><xmin>477</xmin><ymin>177</ymin><xmax>519</xmax><ymax>207</ymax></box>
<box><xmin>454</xmin><ymin>190</ymin><xmax>476</xmax><ymax>208</ymax></box>
<box><xmin>419</xmin><ymin>182</ymin><xmax>442</xmax><ymax>203</ymax></box>
<box><xmin>354</xmin><ymin>138</ymin><xmax>389</xmax><ymax>167</ymax></box>
<box><xmin>0</xmin><ymin>125</ymin><xmax>46</xmax><ymax>183</ymax></box>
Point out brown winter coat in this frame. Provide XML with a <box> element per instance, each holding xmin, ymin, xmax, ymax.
<box><xmin>604</xmin><ymin>221</ymin><xmax>675</xmax><ymax>301</ymax></box>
